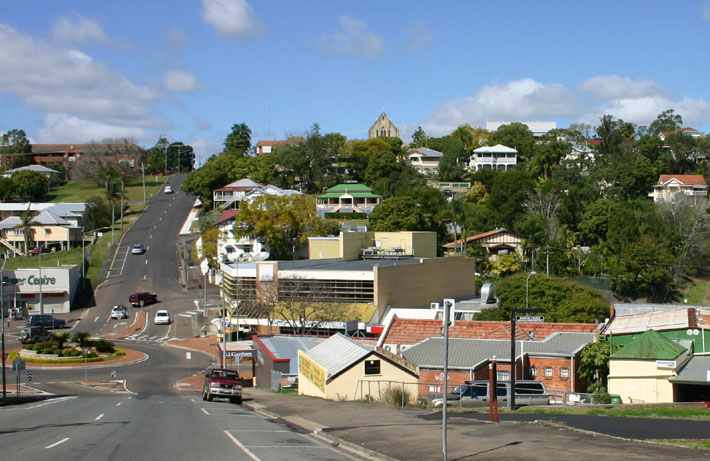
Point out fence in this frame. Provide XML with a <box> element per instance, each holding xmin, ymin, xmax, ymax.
<box><xmin>356</xmin><ymin>379</ymin><xmax>421</xmax><ymax>407</ymax></box>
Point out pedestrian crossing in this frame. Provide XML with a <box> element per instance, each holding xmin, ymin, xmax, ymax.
<box><xmin>122</xmin><ymin>333</ymin><xmax>174</xmax><ymax>343</ymax></box>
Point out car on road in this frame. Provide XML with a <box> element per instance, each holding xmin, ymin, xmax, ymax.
<box><xmin>131</xmin><ymin>243</ymin><xmax>146</xmax><ymax>255</ymax></box>
<box><xmin>110</xmin><ymin>305</ymin><xmax>130</xmax><ymax>320</ymax></box>
<box><xmin>128</xmin><ymin>292</ymin><xmax>158</xmax><ymax>307</ymax></box>
<box><xmin>154</xmin><ymin>309</ymin><xmax>171</xmax><ymax>325</ymax></box>
<box><xmin>164</xmin><ymin>185</ymin><xmax>173</xmax><ymax>194</ymax></box>
<box><xmin>26</xmin><ymin>314</ymin><xmax>66</xmax><ymax>329</ymax></box>
<box><xmin>202</xmin><ymin>368</ymin><xmax>242</xmax><ymax>404</ymax></box>
<box><xmin>18</xmin><ymin>326</ymin><xmax>52</xmax><ymax>344</ymax></box>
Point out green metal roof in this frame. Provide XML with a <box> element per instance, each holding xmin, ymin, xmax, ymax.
<box><xmin>317</xmin><ymin>183</ymin><xmax>382</xmax><ymax>199</ymax></box>
<box><xmin>611</xmin><ymin>329</ymin><xmax>687</xmax><ymax>360</ymax></box>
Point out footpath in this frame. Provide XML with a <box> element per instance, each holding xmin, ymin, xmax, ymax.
<box><xmin>173</xmin><ymin>336</ymin><xmax>709</xmax><ymax>461</ymax></box>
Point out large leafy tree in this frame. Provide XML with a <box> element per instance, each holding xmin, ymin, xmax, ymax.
<box><xmin>488</xmin><ymin>122</ymin><xmax>535</xmax><ymax>161</ymax></box>
<box><xmin>476</xmin><ymin>273</ymin><xmax>609</xmax><ymax>323</ymax></box>
<box><xmin>612</xmin><ymin>236</ymin><xmax>676</xmax><ymax>302</ymax></box>
<box><xmin>83</xmin><ymin>196</ymin><xmax>112</xmax><ymax>231</ymax></box>
<box><xmin>235</xmin><ymin>194</ymin><xmax>339</xmax><ymax>260</ymax></box>
<box><xmin>648</xmin><ymin>109</ymin><xmax>683</xmax><ymax>136</ymax></box>
<box><xmin>12</xmin><ymin>170</ymin><xmax>48</xmax><ymax>201</ymax></box>
<box><xmin>486</xmin><ymin>170</ymin><xmax>535</xmax><ymax>230</ymax></box>
<box><xmin>1</xmin><ymin>129</ymin><xmax>32</xmax><ymax>169</ymax></box>
<box><xmin>578</xmin><ymin>341</ymin><xmax>621</xmax><ymax>393</ymax></box>
<box><xmin>146</xmin><ymin>136</ymin><xmax>169</xmax><ymax>174</ymax></box>
<box><xmin>224</xmin><ymin>123</ymin><xmax>252</xmax><ymax>157</ymax></box>
<box><xmin>181</xmin><ymin>153</ymin><xmax>233</xmax><ymax>205</ymax></box>
<box><xmin>368</xmin><ymin>196</ymin><xmax>428</xmax><ymax>231</ymax></box>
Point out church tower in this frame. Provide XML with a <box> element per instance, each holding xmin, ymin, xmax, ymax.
<box><xmin>368</xmin><ymin>112</ymin><xmax>399</xmax><ymax>139</ymax></box>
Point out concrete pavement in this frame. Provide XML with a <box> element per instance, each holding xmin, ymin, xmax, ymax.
<box><xmin>240</xmin><ymin>387</ymin><xmax>710</xmax><ymax>460</ymax></box>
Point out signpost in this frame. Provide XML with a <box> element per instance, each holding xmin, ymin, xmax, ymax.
<box><xmin>510</xmin><ymin>308</ymin><xmax>544</xmax><ymax>410</ymax></box>
<box><xmin>516</xmin><ymin>315</ymin><xmax>544</xmax><ymax>323</ymax></box>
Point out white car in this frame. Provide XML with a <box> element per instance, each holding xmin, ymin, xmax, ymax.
<box><xmin>164</xmin><ymin>185</ymin><xmax>173</xmax><ymax>194</ymax></box>
<box><xmin>131</xmin><ymin>244</ymin><xmax>145</xmax><ymax>255</ymax></box>
<box><xmin>110</xmin><ymin>305</ymin><xmax>130</xmax><ymax>320</ymax></box>
<box><xmin>154</xmin><ymin>310</ymin><xmax>171</xmax><ymax>325</ymax></box>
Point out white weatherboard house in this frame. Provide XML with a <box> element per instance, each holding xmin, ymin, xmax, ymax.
<box><xmin>469</xmin><ymin>144</ymin><xmax>517</xmax><ymax>171</ymax></box>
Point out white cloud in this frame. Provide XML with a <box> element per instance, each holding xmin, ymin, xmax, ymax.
<box><xmin>404</xmin><ymin>20</ymin><xmax>432</xmax><ymax>52</ymax></box>
<box><xmin>317</xmin><ymin>16</ymin><xmax>384</xmax><ymax>59</ymax></box>
<box><xmin>0</xmin><ymin>23</ymin><xmax>163</xmax><ymax>143</ymax></box>
<box><xmin>702</xmin><ymin>2</ymin><xmax>710</xmax><ymax>21</ymax></box>
<box><xmin>189</xmin><ymin>136</ymin><xmax>222</xmax><ymax>166</ymax></box>
<box><xmin>50</xmin><ymin>13</ymin><xmax>113</xmax><ymax>46</ymax></box>
<box><xmin>38</xmin><ymin>113</ymin><xmax>151</xmax><ymax>143</ymax></box>
<box><xmin>163</xmin><ymin>70</ymin><xmax>200</xmax><ymax>93</ymax></box>
<box><xmin>165</xmin><ymin>26</ymin><xmax>189</xmax><ymax>45</ymax></box>
<box><xmin>578</xmin><ymin>75</ymin><xmax>669</xmax><ymax>101</ymax></box>
<box><xmin>201</xmin><ymin>0</ymin><xmax>262</xmax><ymax>40</ymax></box>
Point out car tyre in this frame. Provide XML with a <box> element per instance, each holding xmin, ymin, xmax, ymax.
<box><xmin>202</xmin><ymin>388</ymin><xmax>208</xmax><ymax>401</ymax></box>
<box><xmin>206</xmin><ymin>391</ymin><xmax>213</xmax><ymax>402</ymax></box>
<box><xmin>230</xmin><ymin>397</ymin><xmax>242</xmax><ymax>404</ymax></box>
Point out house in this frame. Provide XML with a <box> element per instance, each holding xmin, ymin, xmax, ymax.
<box><xmin>426</xmin><ymin>181</ymin><xmax>471</xmax><ymax>199</ymax></box>
<box><xmin>1</xmin><ymin>165</ymin><xmax>60</xmax><ymax>182</ymax></box>
<box><xmin>659</xmin><ymin>127</ymin><xmax>704</xmax><ymax>142</ymax></box>
<box><xmin>308</xmin><ymin>230</ymin><xmax>437</xmax><ymax>261</ymax></box>
<box><xmin>0</xmin><ymin>202</ymin><xmax>85</xmax><ymax>256</ymax></box>
<box><xmin>252</xmin><ymin>335</ymin><xmax>327</xmax><ymax>390</ymax></box>
<box><xmin>401</xmin><ymin>332</ymin><xmax>596</xmax><ymax>397</ymax></box>
<box><xmin>377</xmin><ymin>317</ymin><xmax>599</xmax><ymax>356</ymax></box>
<box><xmin>648</xmin><ymin>174</ymin><xmax>707</xmax><ymax>205</ymax></box>
<box><xmin>212</xmin><ymin>178</ymin><xmax>264</xmax><ymax>210</ymax></box>
<box><xmin>244</xmin><ymin>184</ymin><xmax>300</xmax><ymax>203</ymax></box>
<box><xmin>404</xmin><ymin>147</ymin><xmax>443</xmax><ymax>174</ymax></box>
<box><xmin>298</xmin><ymin>333</ymin><xmax>418</xmax><ymax>401</ymax></box>
<box><xmin>602</xmin><ymin>307</ymin><xmax>710</xmax><ymax>354</ymax></box>
<box><xmin>219</xmin><ymin>256</ymin><xmax>477</xmax><ymax>324</ymax></box>
<box><xmin>485</xmin><ymin>121</ymin><xmax>556</xmax><ymax>138</ymax></box>
<box><xmin>442</xmin><ymin>228</ymin><xmax>523</xmax><ymax>260</ymax></box>
<box><xmin>315</xmin><ymin>183</ymin><xmax>382</xmax><ymax>217</ymax></box>
<box><xmin>368</xmin><ymin>112</ymin><xmax>399</xmax><ymax>139</ymax></box>
<box><xmin>469</xmin><ymin>144</ymin><xmax>518</xmax><ymax>171</ymax></box>
<box><xmin>608</xmin><ymin>330</ymin><xmax>691</xmax><ymax>404</ymax></box>
<box><xmin>256</xmin><ymin>140</ymin><xmax>289</xmax><ymax>156</ymax></box>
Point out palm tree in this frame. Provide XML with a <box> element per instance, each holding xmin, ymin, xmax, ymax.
<box><xmin>13</xmin><ymin>203</ymin><xmax>35</xmax><ymax>254</ymax></box>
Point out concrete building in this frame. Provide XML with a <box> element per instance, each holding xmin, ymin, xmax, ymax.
<box><xmin>298</xmin><ymin>333</ymin><xmax>418</xmax><ymax>401</ymax></box>
<box><xmin>608</xmin><ymin>330</ymin><xmax>691</xmax><ymax>404</ymax></box>
<box><xmin>1</xmin><ymin>265</ymin><xmax>81</xmax><ymax>315</ymax></box>
<box><xmin>368</xmin><ymin>112</ymin><xmax>399</xmax><ymax>139</ymax></box>
<box><xmin>308</xmin><ymin>230</ymin><xmax>437</xmax><ymax>261</ymax></box>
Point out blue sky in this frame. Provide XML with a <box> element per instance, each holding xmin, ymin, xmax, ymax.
<box><xmin>3</xmin><ymin>1</ymin><xmax>710</xmax><ymax>164</ymax></box>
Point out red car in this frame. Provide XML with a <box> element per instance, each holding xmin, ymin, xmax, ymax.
<box><xmin>128</xmin><ymin>292</ymin><xmax>158</xmax><ymax>307</ymax></box>
<box><xmin>28</xmin><ymin>246</ymin><xmax>52</xmax><ymax>255</ymax></box>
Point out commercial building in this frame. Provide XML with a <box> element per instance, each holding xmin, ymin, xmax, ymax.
<box><xmin>1</xmin><ymin>265</ymin><xmax>81</xmax><ymax>315</ymax></box>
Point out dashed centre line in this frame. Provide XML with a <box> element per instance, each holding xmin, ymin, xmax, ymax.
<box><xmin>45</xmin><ymin>437</ymin><xmax>70</xmax><ymax>449</ymax></box>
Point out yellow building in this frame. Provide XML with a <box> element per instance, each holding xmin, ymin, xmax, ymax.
<box><xmin>608</xmin><ymin>330</ymin><xmax>691</xmax><ymax>404</ymax></box>
<box><xmin>298</xmin><ymin>333</ymin><xmax>418</xmax><ymax>401</ymax></box>
<box><xmin>308</xmin><ymin>231</ymin><xmax>437</xmax><ymax>261</ymax></box>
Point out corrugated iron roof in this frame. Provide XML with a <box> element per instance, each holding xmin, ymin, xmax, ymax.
<box><xmin>670</xmin><ymin>355</ymin><xmax>710</xmax><ymax>384</ymax></box>
<box><xmin>256</xmin><ymin>335</ymin><xmax>325</xmax><ymax>374</ymax></box>
<box><xmin>305</xmin><ymin>333</ymin><xmax>374</xmax><ymax>377</ymax></box>
<box><xmin>611</xmin><ymin>330</ymin><xmax>687</xmax><ymax>360</ymax></box>
<box><xmin>605</xmin><ymin>308</ymin><xmax>708</xmax><ymax>335</ymax></box>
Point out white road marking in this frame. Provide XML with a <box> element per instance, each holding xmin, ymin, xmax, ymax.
<box><xmin>95</xmin><ymin>413</ymin><xmax>104</xmax><ymax>421</ymax></box>
<box><xmin>28</xmin><ymin>396</ymin><xmax>77</xmax><ymax>409</ymax></box>
<box><xmin>94</xmin><ymin>316</ymin><xmax>100</xmax><ymax>322</ymax></box>
<box><xmin>200</xmin><ymin>408</ymin><xmax>209</xmax><ymax>415</ymax></box>
<box><xmin>224</xmin><ymin>431</ymin><xmax>260</xmax><ymax>461</ymax></box>
<box><xmin>143</xmin><ymin>274</ymin><xmax>147</xmax><ymax>280</ymax></box>
<box><xmin>116</xmin><ymin>402</ymin><xmax>122</xmax><ymax>406</ymax></box>
<box><xmin>190</xmin><ymin>398</ymin><xmax>196</xmax><ymax>403</ymax></box>
<box><xmin>45</xmin><ymin>437</ymin><xmax>70</xmax><ymax>449</ymax></box>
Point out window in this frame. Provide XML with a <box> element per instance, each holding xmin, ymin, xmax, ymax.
<box><xmin>428</xmin><ymin>385</ymin><xmax>441</xmax><ymax>393</ymax></box>
<box><xmin>530</xmin><ymin>366</ymin><xmax>537</xmax><ymax>377</ymax></box>
<box><xmin>364</xmin><ymin>359</ymin><xmax>380</xmax><ymax>375</ymax></box>
<box><xmin>496</xmin><ymin>371</ymin><xmax>509</xmax><ymax>381</ymax></box>
<box><xmin>544</xmin><ymin>367</ymin><xmax>553</xmax><ymax>378</ymax></box>
<box><xmin>560</xmin><ymin>368</ymin><xmax>569</xmax><ymax>379</ymax></box>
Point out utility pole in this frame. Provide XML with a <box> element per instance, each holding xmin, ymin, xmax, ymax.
<box><xmin>142</xmin><ymin>163</ymin><xmax>146</xmax><ymax>204</ymax></box>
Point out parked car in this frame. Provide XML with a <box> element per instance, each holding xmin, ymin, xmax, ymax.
<box><xmin>153</xmin><ymin>309</ymin><xmax>171</xmax><ymax>325</ymax></box>
<box><xmin>110</xmin><ymin>305</ymin><xmax>130</xmax><ymax>320</ymax></box>
<box><xmin>128</xmin><ymin>292</ymin><xmax>157</xmax><ymax>307</ymax></box>
<box><xmin>27</xmin><ymin>246</ymin><xmax>52</xmax><ymax>255</ymax></box>
<box><xmin>26</xmin><ymin>314</ymin><xmax>66</xmax><ymax>329</ymax></box>
<box><xmin>164</xmin><ymin>185</ymin><xmax>173</xmax><ymax>194</ymax></box>
<box><xmin>18</xmin><ymin>326</ymin><xmax>52</xmax><ymax>344</ymax></box>
<box><xmin>431</xmin><ymin>380</ymin><xmax>549</xmax><ymax>408</ymax></box>
<box><xmin>131</xmin><ymin>244</ymin><xmax>146</xmax><ymax>255</ymax></box>
<box><xmin>202</xmin><ymin>368</ymin><xmax>242</xmax><ymax>404</ymax></box>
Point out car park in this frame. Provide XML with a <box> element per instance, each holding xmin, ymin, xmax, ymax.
<box><xmin>26</xmin><ymin>314</ymin><xmax>66</xmax><ymax>329</ymax></box>
<box><xmin>110</xmin><ymin>305</ymin><xmax>130</xmax><ymax>320</ymax></box>
<box><xmin>164</xmin><ymin>185</ymin><xmax>173</xmax><ymax>193</ymax></box>
<box><xmin>18</xmin><ymin>326</ymin><xmax>52</xmax><ymax>344</ymax></box>
<box><xmin>131</xmin><ymin>244</ymin><xmax>146</xmax><ymax>255</ymax></box>
<box><xmin>154</xmin><ymin>310</ymin><xmax>171</xmax><ymax>325</ymax></box>
<box><xmin>128</xmin><ymin>292</ymin><xmax>158</xmax><ymax>307</ymax></box>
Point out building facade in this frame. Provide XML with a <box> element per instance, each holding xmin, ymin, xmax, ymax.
<box><xmin>368</xmin><ymin>112</ymin><xmax>399</xmax><ymax>139</ymax></box>
<box><xmin>469</xmin><ymin>144</ymin><xmax>517</xmax><ymax>171</ymax></box>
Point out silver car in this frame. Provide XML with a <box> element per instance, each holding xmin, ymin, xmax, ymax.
<box><xmin>110</xmin><ymin>305</ymin><xmax>130</xmax><ymax>320</ymax></box>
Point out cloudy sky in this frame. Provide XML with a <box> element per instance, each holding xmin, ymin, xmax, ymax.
<box><xmin>3</xmin><ymin>0</ymin><xmax>710</xmax><ymax>163</ymax></box>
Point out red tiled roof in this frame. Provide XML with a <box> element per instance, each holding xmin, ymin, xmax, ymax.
<box><xmin>661</xmin><ymin>127</ymin><xmax>702</xmax><ymax>138</ymax></box>
<box><xmin>443</xmin><ymin>228</ymin><xmax>520</xmax><ymax>249</ymax></box>
<box><xmin>257</xmin><ymin>140</ymin><xmax>289</xmax><ymax>147</ymax></box>
<box><xmin>218</xmin><ymin>209</ymin><xmax>239</xmax><ymax>224</ymax></box>
<box><xmin>657</xmin><ymin>174</ymin><xmax>707</xmax><ymax>186</ymax></box>
<box><xmin>381</xmin><ymin>317</ymin><xmax>598</xmax><ymax>346</ymax></box>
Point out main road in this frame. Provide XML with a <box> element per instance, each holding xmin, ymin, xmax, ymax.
<box><xmin>0</xmin><ymin>176</ymin><xmax>361</xmax><ymax>460</ymax></box>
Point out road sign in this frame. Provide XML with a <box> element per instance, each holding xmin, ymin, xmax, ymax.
<box><xmin>27</xmin><ymin>370</ymin><xmax>32</xmax><ymax>382</ymax></box>
<box><xmin>12</xmin><ymin>358</ymin><xmax>25</xmax><ymax>371</ymax></box>
<box><xmin>516</xmin><ymin>315</ymin><xmax>544</xmax><ymax>323</ymax></box>
<box><xmin>111</xmin><ymin>370</ymin><xmax>117</xmax><ymax>379</ymax></box>
<box><xmin>185</xmin><ymin>352</ymin><xmax>191</xmax><ymax>360</ymax></box>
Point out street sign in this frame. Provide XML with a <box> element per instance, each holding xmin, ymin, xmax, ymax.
<box><xmin>516</xmin><ymin>315</ymin><xmax>544</xmax><ymax>323</ymax></box>
<box><xmin>186</xmin><ymin>352</ymin><xmax>191</xmax><ymax>360</ymax></box>
<box><xmin>12</xmin><ymin>358</ymin><xmax>25</xmax><ymax>371</ymax></box>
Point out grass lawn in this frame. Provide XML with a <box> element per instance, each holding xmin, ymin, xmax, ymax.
<box><xmin>44</xmin><ymin>177</ymin><xmax>165</xmax><ymax>204</ymax></box>
<box><xmin>514</xmin><ymin>403</ymin><xmax>710</xmax><ymax>420</ymax></box>
<box><xmin>681</xmin><ymin>278</ymin><xmax>710</xmax><ymax>305</ymax></box>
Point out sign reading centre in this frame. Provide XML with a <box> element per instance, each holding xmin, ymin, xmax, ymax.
<box><xmin>298</xmin><ymin>350</ymin><xmax>326</xmax><ymax>394</ymax></box>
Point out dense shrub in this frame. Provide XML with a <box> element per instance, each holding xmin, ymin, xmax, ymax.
<box><xmin>86</xmin><ymin>352</ymin><xmax>98</xmax><ymax>358</ymax></box>
<box><xmin>324</xmin><ymin>212</ymin><xmax>367</xmax><ymax>220</ymax></box>
<box><xmin>32</xmin><ymin>343</ymin><xmax>43</xmax><ymax>351</ymax></box>
<box><xmin>92</xmin><ymin>339</ymin><xmax>115</xmax><ymax>353</ymax></box>
<box><xmin>380</xmin><ymin>386</ymin><xmax>414</xmax><ymax>407</ymax></box>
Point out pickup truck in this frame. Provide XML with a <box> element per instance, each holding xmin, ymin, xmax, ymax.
<box><xmin>431</xmin><ymin>380</ymin><xmax>549</xmax><ymax>408</ymax></box>
<box><xmin>19</xmin><ymin>326</ymin><xmax>52</xmax><ymax>344</ymax></box>
<box><xmin>202</xmin><ymin>368</ymin><xmax>242</xmax><ymax>404</ymax></box>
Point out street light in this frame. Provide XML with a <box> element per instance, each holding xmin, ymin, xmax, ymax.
<box><xmin>525</xmin><ymin>271</ymin><xmax>537</xmax><ymax>310</ymax></box>
<box><xmin>1</xmin><ymin>256</ymin><xmax>8</xmax><ymax>398</ymax></box>
<box><xmin>38</xmin><ymin>243</ymin><xmax>47</xmax><ymax>315</ymax></box>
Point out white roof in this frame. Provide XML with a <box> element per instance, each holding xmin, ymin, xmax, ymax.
<box><xmin>304</xmin><ymin>333</ymin><xmax>374</xmax><ymax>378</ymax></box>
<box><xmin>5</xmin><ymin>165</ymin><xmax>58</xmax><ymax>175</ymax></box>
<box><xmin>605</xmin><ymin>308</ymin><xmax>710</xmax><ymax>335</ymax></box>
<box><xmin>474</xmin><ymin>144</ymin><xmax>518</xmax><ymax>154</ymax></box>
<box><xmin>406</xmin><ymin>147</ymin><xmax>444</xmax><ymax>158</ymax></box>
<box><xmin>223</xmin><ymin>178</ymin><xmax>262</xmax><ymax>189</ymax></box>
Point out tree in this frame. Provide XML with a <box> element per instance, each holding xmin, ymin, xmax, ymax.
<box><xmin>368</xmin><ymin>196</ymin><xmax>428</xmax><ymax>231</ymax></box>
<box><xmin>486</xmin><ymin>170</ymin><xmax>535</xmax><ymax>230</ymax></box>
<box><xmin>657</xmin><ymin>194</ymin><xmax>710</xmax><ymax>279</ymax></box>
<box><xmin>13</xmin><ymin>203</ymin><xmax>35</xmax><ymax>253</ymax></box>
<box><xmin>1</xmin><ymin>129</ymin><xmax>32</xmax><ymax>169</ymax></box>
<box><xmin>578</xmin><ymin>341</ymin><xmax>621</xmax><ymax>393</ymax></box>
<box><xmin>224</xmin><ymin>123</ymin><xmax>252</xmax><ymax>157</ymax></box>
<box><xmin>648</xmin><ymin>109</ymin><xmax>683</xmax><ymax>136</ymax></box>
<box><xmin>0</xmin><ymin>177</ymin><xmax>14</xmax><ymax>200</ymax></box>
<box><xmin>181</xmin><ymin>153</ymin><xmax>233</xmax><ymax>205</ymax></box>
<box><xmin>146</xmin><ymin>136</ymin><xmax>169</xmax><ymax>174</ymax></box>
<box><xmin>235</xmin><ymin>194</ymin><xmax>339</xmax><ymax>260</ymax></box>
<box><xmin>530</xmin><ymin>130</ymin><xmax>572</xmax><ymax>179</ymax></box>
<box><xmin>612</xmin><ymin>236</ymin><xmax>676</xmax><ymax>302</ymax></box>
<box><xmin>410</xmin><ymin>126</ymin><xmax>428</xmax><ymax>147</ymax></box>
<box><xmin>12</xmin><ymin>170</ymin><xmax>48</xmax><ymax>201</ymax></box>
<box><xmin>488</xmin><ymin>122</ymin><xmax>535</xmax><ymax>161</ymax></box>
<box><xmin>167</xmin><ymin>142</ymin><xmax>195</xmax><ymax>173</ymax></box>
<box><xmin>83</xmin><ymin>196</ymin><xmax>113</xmax><ymax>231</ymax></box>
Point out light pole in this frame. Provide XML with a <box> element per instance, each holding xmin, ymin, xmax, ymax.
<box><xmin>1</xmin><ymin>256</ymin><xmax>8</xmax><ymax>398</ymax></box>
<box><xmin>525</xmin><ymin>271</ymin><xmax>537</xmax><ymax>310</ymax></box>
<box><xmin>38</xmin><ymin>243</ymin><xmax>46</xmax><ymax>315</ymax></box>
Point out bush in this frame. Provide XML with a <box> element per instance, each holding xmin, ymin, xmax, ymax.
<box><xmin>23</xmin><ymin>344</ymin><xmax>33</xmax><ymax>350</ymax></box>
<box><xmin>86</xmin><ymin>352</ymin><xmax>98</xmax><ymax>358</ymax></box>
<box><xmin>71</xmin><ymin>350</ymin><xmax>82</xmax><ymax>357</ymax></box>
<box><xmin>380</xmin><ymin>386</ymin><xmax>414</xmax><ymax>407</ymax></box>
<box><xmin>32</xmin><ymin>343</ymin><xmax>43</xmax><ymax>351</ymax></box>
<box><xmin>324</xmin><ymin>212</ymin><xmax>367</xmax><ymax>220</ymax></box>
<box><xmin>92</xmin><ymin>339</ymin><xmax>115</xmax><ymax>353</ymax></box>
<box><xmin>72</xmin><ymin>331</ymin><xmax>91</xmax><ymax>347</ymax></box>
